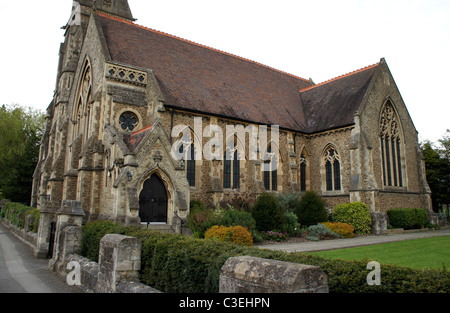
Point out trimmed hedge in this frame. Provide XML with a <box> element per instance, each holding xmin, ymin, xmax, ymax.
<box><xmin>2</xmin><ymin>202</ymin><xmax>40</xmax><ymax>233</ymax></box>
<box><xmin>387</xmin><ymin>208</ymin><xmax>429</xmax><ymax>230</ymax></box>
<box><xmin>81</xmin><ymin>221</ymin><xmax>450</xmax><ymax>293</ymax></box>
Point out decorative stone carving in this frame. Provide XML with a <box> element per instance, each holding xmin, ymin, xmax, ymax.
<box><xmin>380</xmin><ymin>102</ymin><xmax>399</xmax><ymax>139</ymax></box>
<box><xmin>103</xmin><ymin>0</ymin><xmax>112</xmax><ymax>9</ymax></box>
<box><xmin>152</xmin><ymin>151</ymin><xmax>163</xmax><ymax>163</ymax></box>
<box><xmin>105</xmin><ymin>63</ymin><xmax>148</xmax><ymax>86</ymax></box>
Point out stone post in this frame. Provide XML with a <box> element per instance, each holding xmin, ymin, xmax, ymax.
<box><xmin>34</xmin><ymin>200</ymin><xmax>58</xmax><ymax>258</ymax></box>
<box><xmin>371</xmin><ymin>211</ymin><xmax>388</xmax><ymax>235</ymax></box>
<box><xmin>49</xmin><ymin>226</ymin><xmax>83</xmax><ymax>274</ymax></box>
<box><xmin>96</xmin><ymin>234</ymin><xmax>142</xmax><ymax>293</ymax></box>
<box><xmin>219</xmin><ymin>256</ymin><xmax>329</xmax><ymax>293</ymax></box>
<box><xmin>48</xmin><ymin>200</ymin><xmax>85</xmax><ymax>269</ymax></box>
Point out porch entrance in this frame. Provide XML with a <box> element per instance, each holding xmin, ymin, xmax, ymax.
<box><xmin>139</xmin><ymin>175</ymin><xmax>168</xmax><ymax>224</ymax></box>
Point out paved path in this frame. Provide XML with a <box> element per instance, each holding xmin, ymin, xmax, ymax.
<box><xmin>0</xmin><ymin>222</ymin><xmax>80</xmax><ymax>293</ymax></box>
<box><xmin>257</xmin><ymin>228</ymin><xmax>450</xmax><ymax>253</ymax></box>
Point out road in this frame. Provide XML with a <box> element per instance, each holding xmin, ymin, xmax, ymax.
<box><xmin>0</xmin><ymin>222</ymin><xmax>80</xmax><ymax>293</ymax></box>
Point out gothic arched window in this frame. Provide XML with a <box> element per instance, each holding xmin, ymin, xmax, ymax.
<box><xmin>224</xmin><ymin>137</ymin><xmax>240</xmax><ymax>189</ymax></box>
<box><xmin>73</xmin><ymin>62</ymin><xmax>92</xmax><ymax>142</ymax></box>
<box><xmin>177</xmin><ymin>130</ymin><xmax>196</xmax><ymax>187</ymax></box>
<box><xmin>299</xmin><ymin>149</ymin><xmax>309</xmax><ymax>192</ymax></box>
<box><xmin>380</xmin><ymin>100</ymin><xmax>403</xmax><ymax>187</ymax></box>
<box><xmin>323</xmin><ymin>145</ymin><xmax>341</xmax><ymax>191</ymax></box>
<box><xmin>263</xmin><ymin>143</ymin><xmax>278</xmax><ymax>191</ymax></box>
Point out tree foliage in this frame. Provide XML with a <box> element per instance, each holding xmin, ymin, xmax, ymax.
<box><xmin>421</xmin><ymin>130</ymin><xmax>450</xmax><ymax>213</ymax></box>
<box><xmin>0</xmin><ymin>104</ymin><xmax>45</xmax><ymax>203</ymax></box>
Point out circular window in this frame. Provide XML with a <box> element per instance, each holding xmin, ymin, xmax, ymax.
<box><xmin>119</xmin><ymin>112</ymin><xmax>139</xmax><ymax>132</ymax></box>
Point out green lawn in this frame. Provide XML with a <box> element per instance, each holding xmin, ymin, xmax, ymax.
<box><xmin>309</xmin><ymin>235</ymin><xmax>450</xmax><ymax>270</ymax></box>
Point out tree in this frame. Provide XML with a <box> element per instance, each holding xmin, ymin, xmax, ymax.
<box><xmin>294</xmin><ymin>191</ymin><xmax>328</xmax><ymax>227</ymax></box>
<box><xmin>0</xmin><ymin>104</ymin><xmax>45</xmax><ymax>203</ymax></box>
<box><xmin>421</xmin><ymin>134</ymin><xmax>450</xmax><ymax>214</ymax></box>
<box><xmin>251</xmin><ymin>193</ymin><xmax>284</xmax><ymax>231</ymax></box>
<box><xmin>438</xmin><ymin>129</ymin><xmax>450</xmax><ymax>161</ymax></box>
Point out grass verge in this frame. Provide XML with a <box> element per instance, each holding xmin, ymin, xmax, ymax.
<box><xmin>309</xmin><ymin>235</ymin><xmax>450</xmax><ymax>270</ymax></box>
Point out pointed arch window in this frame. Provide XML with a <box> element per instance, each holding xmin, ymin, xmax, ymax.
<box><xmin>264</xmin><ymin>143</ymin><xmax>278</xmax><ymax>191</ymax></box>
<box><xmin>176</xmin><ymin>130</ymin><xmax>196</xmax><ymax>187</ymax></box>
<box><xmin>224</xmin><ymin>137</ymin><xmax>240</xmax><ymax>189</ymax></box>
<box><xmin>380</xmin><ymin>100</ymin><xmax>403</xmax><ymax>187</ymax></box>
<box><xmin>323</xmin><ymin>146</ymin><xmax>341</xmax><ymax>191</ymax></box>
<box><xmin>73</xmin><ymin>62</ymin><xmax>92</xmax><ymax>142</ymax></box>
<box><xmin>299</xmin><ymin>150</ymin><xmax>309</xmax><ymax>192</ymax></box>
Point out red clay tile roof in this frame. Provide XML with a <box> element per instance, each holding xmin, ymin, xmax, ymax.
<box><xmin>96</xmin><ymin>13</ymin><xmax>379</xmax><ymax>134</ymax></box>
<box><xmin>123</xmin><ymin>124</ymin><xmax>154</xmax><ymax>151</ymax></box>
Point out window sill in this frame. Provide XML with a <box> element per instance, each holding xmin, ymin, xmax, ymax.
<box><xmin>322</xmin><ymin>191</ymin><xmax>348</xmax><ymax>197</ymax></box>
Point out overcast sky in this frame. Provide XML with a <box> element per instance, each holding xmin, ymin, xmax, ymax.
<box><xmin>0</xmin><ymin>0</ymin><xmax>449</xmax><ymax>143</ymax></box>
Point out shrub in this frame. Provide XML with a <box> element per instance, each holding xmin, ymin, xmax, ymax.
<box><xmin>218</xmin><ymin>209</ymin><xmax>256</xmax><ymax>233</ymax></box>
<box><xmin>333</xmin><ymin>202</ymin><xmax>372</xmax><ymax>234</ymax></box>
<box><xmin>251</xmin><ymin>193</ymin><xmax>284</xmax><ymax>232</ymax></box>
<box><xmin>81</xmin><ymin>221</ymin><xmax>450</xmax><ymax>293</ymax></box>
<box><xmin>3</xmin><ymin>202</ymin><xmax>38</xmax><ymax>231</ymax></box>
<box><xmin>322</xmin><ymin>222</ymin><xmax>354</xmax><ymax>238</ymax></box>
<box><xmin>387</xmin><ymin>208</ymin><xmax>429</xmax><ymax>230</ymax></box>
<box><xmin>281</xmin><ymin>211</ymin><xmax>299</xmax><ymax>236</ymax></box>
<box><xmin>278</xmin><ymin>191</ymin><xmax>301</xmax><ymax>213</ymax></box>
<box><xmin>80</xmin><ymin>220</ymin><xmax>128</xmax><ymax>261</ymax></box>
<box><xmin>186</xmin><ymin>201</ymin><xmax>221</xmax><ymax>238</ymax></box>
<box><xmin>306</xmin><ymin>224</ymin><xmax>341</xmax><ymax>241</ymax></box>
<box><xmin>25</xmin><ymin>208</ymin><xmax>40</xmax><ymax>233</ymax></box>
<box><xmin>294</xmin><ymin>191</ymin><xmax>328</xmax><ymax>227</ymax></box>
<box><xmin>204</xmin><ymin>225</ymin><xmax>253</xmax><ymax>246</ymax></box>
<box><xmin>264</xmin><ymin>230</ymin><xmax>288</xmax><ymax>242</ymax></box>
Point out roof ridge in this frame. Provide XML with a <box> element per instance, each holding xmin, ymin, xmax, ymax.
<box><xmin>96</xmin><ymin>12</ymin><xmax>311</xmax><ymax>84</ymax></box>
<box><xmin>299</xmin><ymin>62</ymin><xmax>380</xmax><ymax>93</ymax></box>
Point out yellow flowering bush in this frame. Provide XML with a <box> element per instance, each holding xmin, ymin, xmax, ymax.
<box><xmin>204</xmin><ymin>225</ymin><xmax>253</xmax><ymax>246</ymax></box>
<box><xmin>322</xmin><ymin>222</ymin><xmax>355</xmax><ymax>238</ymax></box>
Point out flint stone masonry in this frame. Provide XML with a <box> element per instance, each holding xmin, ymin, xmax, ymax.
<box><xmin>219</xmin><ymin>256</ymin><xmax>329</xmax><ymax>293</ymax></box>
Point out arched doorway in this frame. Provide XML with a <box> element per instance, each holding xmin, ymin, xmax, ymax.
<box><xmin>139</xmin><ymin>175</ymin><xmax>168</xmax><ymax>224</ymax></box>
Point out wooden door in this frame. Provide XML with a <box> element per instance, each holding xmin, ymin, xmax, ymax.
<box><xmin>139</xmin><ymin>175</ymin><xmax>168</xmax><ymax>224</ymax></box>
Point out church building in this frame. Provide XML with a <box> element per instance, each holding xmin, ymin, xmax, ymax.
<box><xmin>32</xmin><ymin>0</ymin><xmax>432</xmax><ymax>235</ymax></box>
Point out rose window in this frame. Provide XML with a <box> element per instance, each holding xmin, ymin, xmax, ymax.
<box><xmin>119</xmin><ymin>112</ymin><xmax>139</xmax><ymax>132</ymax></box>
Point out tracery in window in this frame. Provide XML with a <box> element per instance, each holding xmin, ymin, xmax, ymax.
<box><xmin>73</xmin><ymin>62</ymin><xmax>92</xmax><ymax>141</ymax></box>
<box><xmin>119</xmin><ymin>111</ymin><xmax>139</xmax><ymax>132</ymax></box>
<box><xmin>380</xmin><ymin>100</ymin><xmax>403</xmax><ymax>187</ymax></box>
<box><xmin>323</xmin><ymin>145</ymin><xmax>341</xmax><ymax>191</ymax></box>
